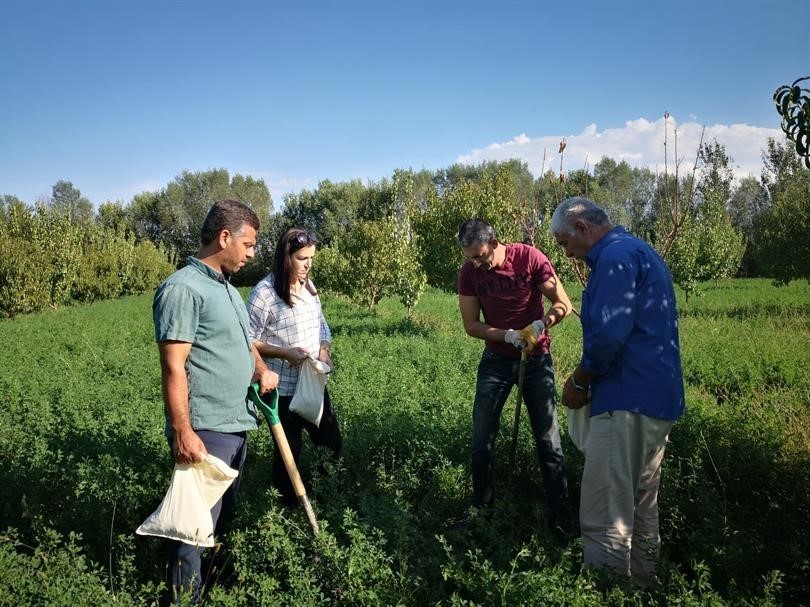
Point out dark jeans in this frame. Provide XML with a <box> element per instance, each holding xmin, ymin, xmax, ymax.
<box><xmin>471</xmin><ymin>351</ymin><xmax>568</xmax><ymax>516</ymax></box>
<box><xmin>166</xmin><ymin>430</ymin><xmax>247</xmax><ymax>604</ymax></box>
<box><xmin>272</xmin><ymin>387</ymin><xmax>342</xmax><ymax>502</ymax></box>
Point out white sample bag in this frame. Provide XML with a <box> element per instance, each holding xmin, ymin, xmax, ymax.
<box><xmin>289</xmin><ymin>357</ymin><xmax>330</xmax><ymax>427</ymax></box>
<box><xmin>566</xmin><ymin>404</ymin><xmax>591</xmax><ymax>454</ymax></box>
<box><xmin>136</xmin><ymin>454</ymin><xmax>239</xmax><ymax>547</ymax></box>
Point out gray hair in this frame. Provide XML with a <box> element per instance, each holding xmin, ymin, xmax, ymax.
<box><xmin>457</xmin><ymin>218</ymin><xmax>496</xmax><ymax>247</ymax></box>
<box><xmin>550</xmin><ymin>197</ymin><xmax>610</xmax><ymax>236</ymax></box>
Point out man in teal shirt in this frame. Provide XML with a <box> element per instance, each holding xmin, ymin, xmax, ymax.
<box><xmin>153</xmin><ymin>199</ymin><xmax>278</xmax><ymax>602</ymax></box>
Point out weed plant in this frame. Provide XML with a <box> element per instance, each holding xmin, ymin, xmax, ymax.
<box><xmin>0</xmin><ymin>280</ymin><xmax>807</xmax><ymax>605</ymax></box>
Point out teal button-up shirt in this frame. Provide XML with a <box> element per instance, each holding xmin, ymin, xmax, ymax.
<box><xmin>153</xmin><ymin>257</ymin><xmax>258</xmax><ymax>434</ymax></box>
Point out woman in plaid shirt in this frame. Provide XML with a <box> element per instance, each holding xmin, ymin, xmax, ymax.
<box><xmin>247</xmin><ymin>228</ymin><xmax>342</xmax><ymax>505</ymax></box>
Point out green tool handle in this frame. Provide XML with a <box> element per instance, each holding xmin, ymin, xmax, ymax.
<box><xmin>249</xmin><ymin>383</ymin><xmax>280</xmax><ymax>425</ymax></box>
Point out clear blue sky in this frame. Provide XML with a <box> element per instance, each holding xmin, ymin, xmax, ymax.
<box><xmin>1</xmin><ymin>0</ymin><xmax>807</xmax><ymax>208</ymax></box>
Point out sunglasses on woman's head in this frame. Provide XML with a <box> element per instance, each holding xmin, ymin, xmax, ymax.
<box><xmin>291</xmin><ymin>231</ymin><xmax>317</xmax><ymax>247</ymax></box>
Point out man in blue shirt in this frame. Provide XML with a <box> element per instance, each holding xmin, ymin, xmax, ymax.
<box><xmin>550</xmin><ymin>197</ymin><xmax>685</xmax><ymax>587</ymax></box>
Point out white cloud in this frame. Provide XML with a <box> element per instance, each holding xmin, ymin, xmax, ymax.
<box><xmin>456</xmin><ymin>116</ymin><xmax>782</xmax><ymax>181</ymax></box>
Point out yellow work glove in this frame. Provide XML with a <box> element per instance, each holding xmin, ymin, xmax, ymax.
<box><xmin>517</xmin><ymin>320</ymin><xmax>545</xmax><ymax>352</ymax></box>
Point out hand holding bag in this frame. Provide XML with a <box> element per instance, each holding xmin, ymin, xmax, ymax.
<box><xmin>136</xmin><ymin>453</ymin><xmax>238</xmax><ymax>547</ymax></box>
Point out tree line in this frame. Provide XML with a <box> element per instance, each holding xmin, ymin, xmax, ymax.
<box><xmin>1</xmin><ymin>135</ymin><xmax>807</xmax><ymax>318</ymax></box>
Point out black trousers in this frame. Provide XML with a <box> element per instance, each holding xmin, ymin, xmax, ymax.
<box><xmin>272</xmin><ymin>387</ymin><xmax>342</xmax><ymax>502</ymax></box>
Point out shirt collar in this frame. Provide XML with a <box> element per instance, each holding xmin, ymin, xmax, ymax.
<box><xmin>187</xmin><ymin>256</ymin><xmax>228</xmax><ymax>284</ymax></box>
<box><xmin>584</xmin><ymin>226</ymin><xmax>627</xmax><ymax>269</ymax></box>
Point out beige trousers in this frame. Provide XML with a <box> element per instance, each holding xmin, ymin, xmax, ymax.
<box><xmin>579</xmin><ymin>410</ymin><xmax>673</xmax><ymax>586</ymax></box>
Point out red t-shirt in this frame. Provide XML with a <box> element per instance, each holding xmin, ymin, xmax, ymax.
<box><xmin>458</xmin><ymin>243</ymin><xmax>555</xmax><ymax>357</ymax></box>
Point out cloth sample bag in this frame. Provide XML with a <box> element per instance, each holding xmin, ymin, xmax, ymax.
<box><xmin>136</xmin><ymin>453</ymin><xmax>239</xmax><ymax>547</ymax></box>
<box><xmin>566</xmin><ymin>404</ymin><xmax>591</xmax><ymax>454</ymax></box>
<box><xmin>289</xmin><ymin>357</ymin><xmax>330</xmax><ymax>427</ymax></box>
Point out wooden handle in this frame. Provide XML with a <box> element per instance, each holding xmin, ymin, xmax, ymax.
<box><xmin>270</xmin><ymin>423</ymin><xmax>307</xmax><ymax>497</ymax></box>
<box><xmin>270</xmin><ymin>422</ymin><xmax>320</xmax><ymax>534</ymax></box>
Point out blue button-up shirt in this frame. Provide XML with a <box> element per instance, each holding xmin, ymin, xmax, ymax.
<box><xmin>581</xmin><ymin>227</ymin><xmax>685</xmax><ymax>421</ymax></box>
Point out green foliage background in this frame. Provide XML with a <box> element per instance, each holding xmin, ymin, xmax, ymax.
<box><xmin>0</xmin><ymin>280</ymin><xmax>808</xmax><ymax>605</ymax></box>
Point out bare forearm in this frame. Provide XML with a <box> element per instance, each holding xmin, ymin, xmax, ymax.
<box><xmin>464</xmin><ymin>320</ymin><xmax>509</xmax><ymax>344</ymax></box>
<box><xmin>254</xmin><ymin>341</ymin><xmax>288</xmax><ymax>359</ymax></box>
<box><xmin>252</xmin><ymin>344</ymin><xmax>270</xmax><ymax>373</ymax></box>
<box><xmin>161</xmin><ymin>365</ymin><xmax>192</xmax><ymax>434</ymax></box>
<box><xmin>543</xmin><ymin>300</ymin><xmax>570</xmax><ymax>330</ymax></box>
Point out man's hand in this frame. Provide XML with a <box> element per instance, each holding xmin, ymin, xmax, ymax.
<box><xmin>561</xmin><ymin>375</ymin><xmax>590</xmax><ymax>410</ymax></box>
<box><xmin>172</xmin><ymin>426</ymin><xmax>207</xmax><ymax>464</ymax></box>
<box><xmin>254</xmin><ymin>366</ymin><xmax>279</xmax><ymax>394</ymax></box>
<box><xmin>504</xmin><ymin>329</ymin><xmax>527</xmax><ymax>350</ymax></box>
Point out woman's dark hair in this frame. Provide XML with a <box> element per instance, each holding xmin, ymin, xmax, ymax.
<box><xmin>272</xmin><ymin>228</ymin><xmax>318</xmax><ymax>306</ymax></box>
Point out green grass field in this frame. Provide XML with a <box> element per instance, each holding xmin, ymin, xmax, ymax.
<box><xmin>0</xmin><ymin>279</ymin><xmax>808</xmax><ymax>605</ymax></box>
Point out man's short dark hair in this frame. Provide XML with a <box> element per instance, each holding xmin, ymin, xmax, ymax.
<box><xmin>458</xmin><ymin>219</ymin><xmax>496</xmax><ymax>247</ymax></box>
<box><xmin>200</xmin><ymin>199</ymin><xmax>260</xmax><ymax>245</ymax></box>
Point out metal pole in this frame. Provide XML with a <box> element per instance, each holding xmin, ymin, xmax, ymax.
<box><xmin>508</xmin><ymin>351</ymin><xmax>528</xmax><ymax>496</ymax></box>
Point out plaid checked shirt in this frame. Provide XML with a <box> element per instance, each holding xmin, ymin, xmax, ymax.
<box><xmin>247</xmin><ymin>274</ymin><xmax>332</xmax><ymax>397</ymax></box>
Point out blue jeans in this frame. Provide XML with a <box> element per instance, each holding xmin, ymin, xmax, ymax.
<box><xmin>166</xmin><ymin>430</ymin><xmax>247</xmax><ymax>603</ymax></box>
<box><xmin>471</xmin><ymin>351</ymin><xmax>568</xmax><ymax>516</ymax></box>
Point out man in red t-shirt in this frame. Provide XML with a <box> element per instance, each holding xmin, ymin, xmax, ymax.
<box><xmin>456</xmin><ymin>218</ymin><xmax>573</xmax><ymax>532</ymax></box>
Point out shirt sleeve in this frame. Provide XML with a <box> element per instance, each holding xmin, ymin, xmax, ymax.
<box><xmin>309</xmin><ymin>280</ymin><xmax>332</xmax><ymax>344</ymax></box>
<box><xmin>458</xmin><ymin>263</ymin><xmax>475</xmax><ymax>296</ymax></box>
<box><xmin>153</xmin><ymin>283</ymin><xmax>199</xmax><ymax>343</ymax></box>
<box><xmin>318</xmin><ymin>304</ymin><xmax>332</xmax><ymax>344</ymax></box>
<box><xmin>247</xmin><ymin>283</ymin><xmax>275</xmax><ymax>342</ymax></box>
<box><xmin>529</xmin><ymin>247</ymin><xmax>555</xmax><ymax>286</ymax></box>
<box><xmin>580</xmin><ymin>257</ymin><xmax>638</xmax><ymax>375</ymax></box>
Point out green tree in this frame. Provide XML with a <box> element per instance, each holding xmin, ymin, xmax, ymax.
<box><xmin>49</xmin><ymin>180</ymin><xmax>94</xmax><ymax>223</ymax></box>
<box><xmin>317</xmin><ymin>219</ymin><xmax>395</xmax><ymax>309</ymax></box>
<box><xmin>310</xmin><ymin>174</ymin><xmax>427</xmax><ymax>314</ymax></box>
<box><xmin>275</xmin><ymin>179</ymin><xmax>377</xmax><ymax>247</ymax></box>
<box><xmin>594</xmin><ymin>157</ymin><xmax>657</xmax><ymax>237</ymax></box>
<box><xmin>756</xmin><ymin>138</ymin><xmax>810</xmax><ymax>282</ymax></box>
<box><xmin>728</xmin><ymin>176</ymin><xmax>769</xmax><ymax>275</ymax></box>
<box><xmin>693</xmin><ymin>141</ymin><xmax>745</xmax><ymax>281</ymax></box>
<box><xmin>415</xmin><ymin>164</ymin><xmax>522</xmax><ymax>292</ymax></box>
<box><xmin>129</xmin><ymin>169</ymin><xmax>272</xmax><ymax>267</ymax></box>
<box><xmin>96</xmin><ymin>201</ymin><xmax>130</xmax><ymax>233</ymax></box>
<box><xmin>390</xmin><ymin>170</ymin><xmax>427</xmax><ymax>316</ymax></box>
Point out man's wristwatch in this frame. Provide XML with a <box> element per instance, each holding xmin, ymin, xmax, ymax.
<box><xmin>570</xmin><ymin>377</ymin><xmax>589</xmax><ymax>392</ymax></box>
